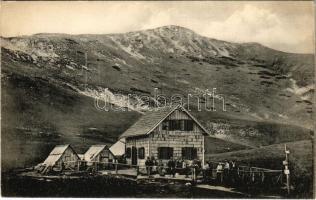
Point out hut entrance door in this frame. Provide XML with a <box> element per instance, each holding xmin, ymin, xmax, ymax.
<box><xmin>131</xmin><ymin>147</ymin><xmax>137</xmax><ymax>166</ymax></box>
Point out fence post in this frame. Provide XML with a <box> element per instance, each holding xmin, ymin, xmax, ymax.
<box><xmin>191</xmin><ymin>168</ymin><xmax>194</xmax><ymax>181</ymax></box>
<box><xmin>77</xmin><ymin>161</ymin><xmax>80</xmax><ymax>172</ymax></box>
<box><xmin>136</xmin><ymin>166</ymin><xmax>139</xmax><ymax>176</ymax></box>
<box><xmin>115</xmin><ymin>163</ymin><xmax>118</xmax><ymax>174</ymax></box>
<box><xmin>191</xmin><ymin>167</ymin><xmax>196</xmax><ymax>182</ymax></box>
<box><xmin>283</xmin><ymin>144</ymin><xmax>290</xmax><ymax>195</ymax></box>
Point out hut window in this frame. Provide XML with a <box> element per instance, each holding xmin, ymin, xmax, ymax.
<box><xmin>126</xmin><ymin>148</ymin><xmax>131</xmax><ymax>158</ymax></box>
<box><xmin>168</xmin><ymin>120</ymin><xmax>194</xmax><ymax>131</ymax></box>
<box><xmin>138</xmin><ymin>147</ymin><xmax>145</xmax><ymax>159</ymax></box>
<box><xmin>182</xmin><ymin>147</ymin><xmax>197</xmax><ymax>160</ymax></box>
<box><xmin>64</xmin><ymin>155</ymin><xmax>70</xmax><ymax>161</ymax></box>
<box><xmin>162</xmin><ymin>120</ymin><xmax>169</xmax><ymax>130</ymax></box>
<box><xmin>169</xmin><ymin>120</ymin><xmax>181</xmax><ymax>130</ymax></box>
<box><xmin>158</xmin><ymin>147</ymin><xmax>173</xmax><ymax>159</ymax></box>
<box><xmin>100</xmin><ymin>155</ymin><xmax>109</xmax><ymax>161</ymax></box>
<box><xmin>183</xmin><ymin>120</ymin><xmax>194</xmax><ymax>131</ymax></box>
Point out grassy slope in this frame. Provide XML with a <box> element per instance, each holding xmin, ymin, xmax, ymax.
<box><xmin>206</xmin><ymin>140</ymin><xmax>313</xmax><ymax>170</ymax></box>
<box><xmin>1</xmin><ymin>72</ymin><xmax>140</xmax><ymax>171</ymax></box>
<box><xmin>205</xmin><ymin>140</ymin><xmax>314</xmax><ymax>197</ymax></box>
<box><xmin>192</xmin><ymin>110</ymin><xmax>312</xmax><ymax>147</ymax></box>
<box><xmin>204</xmin><ymin>136</ymin><xmax>251</xmax><ymax>154</ymax></box>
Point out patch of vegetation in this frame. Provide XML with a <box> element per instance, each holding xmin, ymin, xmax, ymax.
<box><xmin>205</xmin><ymin>140</ymin><xmax>313</xmax><ymax>198</ymax></box>
<box><xmin>205</xmin><ymin>137</ymin><xmax>251</xmax><ymax>154</ymax></box>
<box><xmin>112</xmin><ymin>65</ymin><xmax>121</xmax><ymax>71</ymax></box>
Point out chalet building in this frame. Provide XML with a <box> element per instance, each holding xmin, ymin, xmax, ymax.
<box><xmin>43</xmin><ymin>144</ymin><xmax>79</xmax><ymax>169</ymax></box>
<box><xmin>119</xmin><ymin>105</ymin><xmax>210</xmax><ymax>166</ymax></box>
<box><xmin>83</xmin><ymin>145</ymin><xmax>115</xmax><ymax>165</ymax></box>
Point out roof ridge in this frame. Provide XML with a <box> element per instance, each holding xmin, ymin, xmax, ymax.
<box><xmin>90</xmin><ymin>144</ymin><xmax>107</xmax><ymax>147</ymax></box>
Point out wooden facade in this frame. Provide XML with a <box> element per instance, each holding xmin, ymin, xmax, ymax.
<box><xmin>84</xmin><ymin>145</ymin><xmax>115</xmax><ymax>166</ymax></box>
<box><xmin>43</xmin><ymin>145</ymin><xmax>79</xmax><ymax>169</ymax></box>
<box><xmin>123</xmin><ymin>106</ymin><xmax>208</xmax><ymax>166</ymax></box>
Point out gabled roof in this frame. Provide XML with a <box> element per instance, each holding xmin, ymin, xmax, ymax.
<box><xmin>78</xmin><ymin>154</ymin><xmax>84</xmax><ymax>160</ymax></box>
<box><xmin>83</xmin><ymin>145</ymin><xmax>113</xmax><ymax>161</ymax></box>
<box><xmin>119</xmin><ymin>105</ymin><xmax>210</xmax><ymax>139</ymax></box>
<box><xmin>43</xmin><ymin>144</ymin><xmax>77</xmax><ymax>166</ymax></box>
<box><xmin>110</xmin><ymin>139</ymin><xmax>126</xmax><ymax>156</ymax></box>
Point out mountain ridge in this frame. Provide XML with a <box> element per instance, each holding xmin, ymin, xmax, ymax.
<box><xmin>2</xmin><ymin>25</ymin><xmax>313</xmax><ymax>56</ymax></box>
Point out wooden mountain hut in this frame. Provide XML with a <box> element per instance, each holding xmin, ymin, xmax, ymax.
<box><xmin>42</xmin><ymin>144</ymin><xmax>79</xmax><ymax>170</ymax></box>
<box><xmin>83</xmin><ymin>145</ymin><xmax>115</xmax><ymax>168</ymax></box>
<box><xmin>119</xmin><ymin>105</ymin><xmax>210</xmax><ymax>166</ymax></box>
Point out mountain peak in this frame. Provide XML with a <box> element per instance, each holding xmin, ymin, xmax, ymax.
<box><xmin>157</xmin><ymin>25</ymin><xmax>190</xmax><ymax>30</ymax></box>
<box><xmin>151</xmin><ymin>25</ymin><xmax>196</xmax><ymax>34</ymax></box>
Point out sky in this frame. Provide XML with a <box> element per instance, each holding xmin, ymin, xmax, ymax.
<box><xmin>0</xmin><ymin>1</ymin><xmax>315</xmax><ymax>53</ymax></box>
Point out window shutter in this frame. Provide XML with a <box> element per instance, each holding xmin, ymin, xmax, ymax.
<box><xmin>162</xmin><ymin>120</ymin><xmax>169</xmax><ymax>130</ymax></box>
<box><xmin>168</xmin><ymin>147</ymin><xmax>173</xmax><ymax>158</ymax></box>
<box><xmin>169</xmin><ymin>120</ymin><xmax>174</xmax><ymax>131</ymax></box>
<box><xmin>126</xmin><ymin>148</ymin><xmax>131</xmax><ymax>158</ymax></box>
<box><xmin>188</xmin><ymin>120</ymin><xmax>193</xmax><ymax>131</ymax></box>
<box><xmin>184</xmin><ymin>120</ymin><xmax>194</xmax><ymax>131</ymax></box>
<box><xmin>181</xmin><ymin>120</ymin><xmax>185</xmax><ymax>131</ymax></box>
<box><xmin>192</xmin><ymin>148</ymin><xmax>197</xmax><ymax>159</ymax></box>
<box><xmin>181</xmin><ymin>148</ymin><xmax>186</xmax><ymax>158</ymax></box>
<box><xmin>158</xmin><ymin>147</ymin><xmax>162</xmax><ymax>159</ymax></box>
<box><xmin>138</xmin><ymin>147</ymin><xmax>145</xmax><ymax>159</ymax></box>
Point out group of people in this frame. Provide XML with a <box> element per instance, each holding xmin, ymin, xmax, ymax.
<box><xmin>213</xmin><ymin>160</ymin><xmax>238</xmax><ymax>185</ymax></box>
<box><xmin>144</xmin><ymin>157</ymin><xmax>201</xmax><ymax>177</ymax></box>
<box><xmin>144</xmin><ymin>157</ymin><xmax>239</xmax><ymax>184</ymax></box>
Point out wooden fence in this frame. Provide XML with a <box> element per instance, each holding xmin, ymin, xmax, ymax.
<box><xmin>62</xmin><ymin>160</ymin><xmax>199</xmax><ymax>180</ymax></box>
<box><xmin>62</xmin><ymin>160</ymin><xmax>284</xmax><ymax>185</ymax></box>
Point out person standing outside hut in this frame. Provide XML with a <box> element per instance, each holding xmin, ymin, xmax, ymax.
<box><xmin>145</xmin><ymin>157</ymin><xmax>151</xmax><ymax>176</ymax></box>
<box><xmin>61</xmin><ymin>160</ymin><xmax>65</xmax><ymax>172</ymax></box>
<box><xmin>151</xmin><ymin>156</ymin><xmax>157</xmax><ymax>174</ymax></box>
<box><xmin>192</xmin><ymin>159</ymin><xmax>200</xmax><ymax>180</ymax></box>
<box><xmin>158</xmin><ymin>159</ymin><xmax>164</xmax><ymax>176</ymax></box>
<box><xmin>182</xmin><ymin>160</ymin><xmax>189</xmax><ymax>178</ymax></box>
<box><xmin>171</xmin><ymin>158</ymin><xmax>176</xmax><ymax>177</ymax></box>
<box><xmin>167</xmin><ymin>157</ymin><xmax>176</xmax><ymax>177</ymax></box>
<box><xmin>231</xmin><ymin>160</ymin><xmax>238</xmax><ymax>185</ymax></box>
<box><xmin>216</xmin><ymin>162</ymin><xmax>223</xmax><ymax>184</ymax></box>
<box><xmin>224</xmin><ymin>160</ymin><xmax>230</xmax><ymax>185</ymax></box>
<box><xmin>176</xmin><ymin>157</ymin><xmax>183</xmax><ymax>175</ymax></box>
<box><xmin>202</xmin><ymin>161</ymin><xmax>210</xmax><ymax>182</ymax></box>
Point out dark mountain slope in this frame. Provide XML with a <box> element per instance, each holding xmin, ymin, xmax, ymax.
<box><xmin>1</xmin><ymin>72</ymin><xmax>140</xmax><ymax>170</ymax></box>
